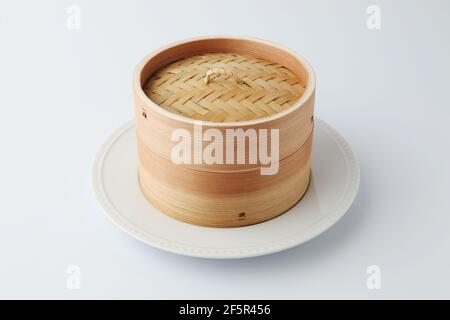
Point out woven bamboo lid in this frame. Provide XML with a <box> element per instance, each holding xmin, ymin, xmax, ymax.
<box><xmin>143</xmin><ymin>52</ymin><xmax>307</xmax><ymax>122</ymax></box>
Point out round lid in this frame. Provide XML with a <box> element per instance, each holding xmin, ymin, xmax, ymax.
<box><xmin>143</xmin><ymin>52</ymin><xmax>306</xmax><ymax>122</ymax></box>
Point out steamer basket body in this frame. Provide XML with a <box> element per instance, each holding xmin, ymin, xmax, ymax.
<box><xmin>132</xmin><ymin>37</ymin><xmax>316</xmax><ymax>227</ymax></box>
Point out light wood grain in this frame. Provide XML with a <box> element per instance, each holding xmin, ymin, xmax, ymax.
<box><xmin>133</xmin><ymin>37</ymin><xmax>316</xmax><ymax>227</ymax></box>
<box><xmin>143</xmin><ymin>52</ymin><xmax>306</xmax><ymax>122</ymax></box>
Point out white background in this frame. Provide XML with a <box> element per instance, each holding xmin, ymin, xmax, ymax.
<box><xmin>1</xmin><ymin>0</ymin><xmax>449</xmax><ymax>299</ymax></box>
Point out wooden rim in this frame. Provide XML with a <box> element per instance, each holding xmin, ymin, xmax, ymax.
<box><xmin>133</xmin><ymin>36</ymin><xmax>316</xmax><ymax>128</ymax></box>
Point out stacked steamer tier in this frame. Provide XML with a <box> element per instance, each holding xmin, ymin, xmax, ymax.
<box><xmin>133</xmin><ymin>37</ymin><xmax>316</xmax><ymax>227</ymax></box>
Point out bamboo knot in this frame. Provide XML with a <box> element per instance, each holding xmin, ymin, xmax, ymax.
<box><xmin>204</xmin><ymin>68</ymin><xmax>244</xmax><ymax>85</ymax></box>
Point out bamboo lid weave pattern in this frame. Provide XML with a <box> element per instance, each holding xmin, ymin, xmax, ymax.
<box><xmin>143</xmin><ymin>53</ymin><xmax>307</xmax><ymax>122</ymax></box>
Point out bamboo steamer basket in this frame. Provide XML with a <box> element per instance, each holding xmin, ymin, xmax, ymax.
<box><xmin>133</xmin><ymin>36</ymin><xmax>316</xmax><ymax>228</ymax></box>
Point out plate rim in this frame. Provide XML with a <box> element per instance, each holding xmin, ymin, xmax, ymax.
<box><xmin>92</xmin><ymin>118</ymin><xmax>360</xmax><ymax>259</ymax></box>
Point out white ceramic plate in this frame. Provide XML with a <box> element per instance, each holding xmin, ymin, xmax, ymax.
<box><xmin>92</xmin><ymin>119</ymin><xmax>359</xmax><ymax>259</ymax></box>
